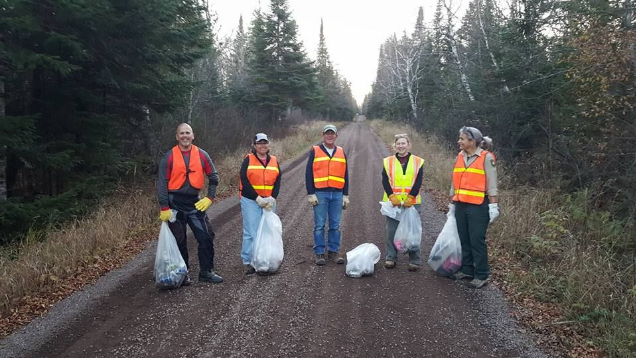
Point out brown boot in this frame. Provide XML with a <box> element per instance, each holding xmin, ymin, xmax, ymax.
<box><xmin>327</xmin><ymin>251</ymin><xmax>345</xmax><ymax>264</ymax></box>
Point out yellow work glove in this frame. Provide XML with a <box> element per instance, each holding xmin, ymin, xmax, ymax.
<box><xmin>308</xmin><ymin>194</ymin><xmax>319</xmax><ymax>206</ymax></box>
<box><xmin>403</xmin><ymin>195</ymin><xmax>416</xmax><ymax>208</ymax></box>
<box><xmin>388</xmin><ymin>194</ymin><xmax>401</xmax><ymax>207</ymax></box>
<box><xmin>342</xmin><ymin>195</ymin><xmax>350</xmax><ymax>210</ymax></box>
<box><xmin>195</xmin><ymin>197</ymin><xmax>213</xmax><ymax>212</ymax></box>
<box><xmin>159</xmin><ymin>209</ymin><xmax>171</xmax><ymax>222</ymax></box>
<box><xmin>255</xmin><ymin>196</ymin><xmax>268</xmax><ymax>208</ymax></box>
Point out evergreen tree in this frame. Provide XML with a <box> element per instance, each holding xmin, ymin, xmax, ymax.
<box><xmin>247</xmin><ymin>0</ymin><xmax>317</xmax><ymax>121</ymax></box>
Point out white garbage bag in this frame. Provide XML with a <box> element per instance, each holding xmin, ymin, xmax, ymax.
<box><xmin>379</xmin><ymin>201</ymin><xmax>403</xmax><ymax>221</ymax></box>
<box><xmin>393</xmin><ymin>207</ymin><xmax>422</xmax><ymax>254</ymax></box>
<box><xmin>428</xmin><ymin>210</ymin><xmax>462</xmax><ymax>276</ymax></box>
<box><xmin>154</xmin><ymin>222</ymin><xmax>188</xmax><ymax>289</ymax></box>
<box><xmin>346</xmin><ymin>243</ymin><xmax>381</xmax><ymax>278</ymax></box>
<box><xmin>251</xmin><ymin>209</ymin><xmax>284</xmax><ymax>274</ymax></box>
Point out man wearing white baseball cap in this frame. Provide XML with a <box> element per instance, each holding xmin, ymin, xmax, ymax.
<box><xmin>305</xmin><ymin>124</ymin><xmax>350</xmax><ymax>266</ymax></box>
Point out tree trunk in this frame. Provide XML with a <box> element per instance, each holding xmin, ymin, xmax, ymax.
<box><xmin>0</xmin><ymin>78</ymin><xmax>6</xmax><ymax>201</ymax></box>
<box><xmin>476</xmin><ymin>0</ymin><xmax>510</xmax><ymax>93</ymax></box>
<box><xmin>446</xmin><ymin>1</ymin><xmax>475</xmax><ymax>101</ymax></box>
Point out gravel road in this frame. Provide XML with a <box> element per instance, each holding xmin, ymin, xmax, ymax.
<box><xmin>0</xmin><ymin>122</ymin><xmax>551</xmax><ymax>358</ymax></box>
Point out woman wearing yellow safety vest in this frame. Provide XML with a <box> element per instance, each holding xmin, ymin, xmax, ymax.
<box><xmin>450</xmin><ymin>126</ymin><xmax>499</xmax><ymax>289</ymax></box>
<box><xmin>239</xmin><ymin>133</ymin><xmax>281</xmax><ymax>275</ymax></box>
<box><xmin>382</xmin><ymin>134</ymin><xmax>424</xmax><ymax>271</ymax></box>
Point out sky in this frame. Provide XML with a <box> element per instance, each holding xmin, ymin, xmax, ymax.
<box><xmin>210</xmin><ymin>0</ymin><xmax>447</xmax><ymax>106</ymax></box>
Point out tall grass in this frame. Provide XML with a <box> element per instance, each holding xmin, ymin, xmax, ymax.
<box><xmin>370</xmin><ymin>119</ymin><xmax>636</xmax><ymax>357</ymax></box>
<box><xmin>0</xmin><ymin>120</ymin><xmax>326</xmax><ymax>328</ymax></box>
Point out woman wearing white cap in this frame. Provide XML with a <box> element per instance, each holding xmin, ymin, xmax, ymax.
<box><xmin>239</xmin><ymin>133</ymin><xmax>282</xmax><ymax>275</ymax></box>
<box><xmin>449</xmin><ymin>126</ymin><xmax>498</xmax><ymax>289</ymax></box>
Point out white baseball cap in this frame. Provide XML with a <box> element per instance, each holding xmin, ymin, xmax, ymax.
<box><xmin>323</xmin><ymin>124</ymin><xmax>337</xmax><ymax>134</ymax></box>
<box><xmin>254</xmin><ymin>133</ymin><xmax>269</xmax><ymax>143</ymax></box>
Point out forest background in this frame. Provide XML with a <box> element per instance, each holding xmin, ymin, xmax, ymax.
<box><xmin>1</xmin><ymin>0</ymin><xmax>635</xmax><ymax>356</ymax></box>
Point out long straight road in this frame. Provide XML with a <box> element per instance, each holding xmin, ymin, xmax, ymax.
<box><xmin>2</xmin><ymin>122</ymin><xmax>547</xmax><ymax>358</ymax></box>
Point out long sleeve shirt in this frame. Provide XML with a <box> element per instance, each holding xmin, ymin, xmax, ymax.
<box><xmin>449</xmin><ymin>148</ymin><xmax>498</xmax><ymax>197</ymax></box>
<box><xmin>305</xmin><ymin>144</ymin><xmax>349</xmax><ymax>195</ymax></box>
<box><xmin>239</xmin><ymin>154</ymin><xmax>282</xmax><ymax>200</ymax></box>
<box><xmin>382</xmin><ymin>153</ymin><xmax>424</xmax><ymax>197</ymax></box>
<box><xmin>157</xmin><ymin>146</ymin><xmax>219</xmax><ymax>210</ymax></box>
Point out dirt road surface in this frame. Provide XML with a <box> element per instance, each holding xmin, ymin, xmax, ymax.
<box><xmin>1</xmin><ymin>123</ymin><xmax>549</xmax><ymax>358</ymax></box>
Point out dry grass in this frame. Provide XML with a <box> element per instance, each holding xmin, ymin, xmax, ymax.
<box><xmin>0</xmin><ymin>120</ymin><xmax>326</xmax><ymax>329</ymax></box>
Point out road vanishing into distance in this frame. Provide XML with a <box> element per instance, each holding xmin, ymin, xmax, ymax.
<box><xmin>1</xmin><ymin>122</ymin><xmax>548</xmax><ymax>358</ymax></box>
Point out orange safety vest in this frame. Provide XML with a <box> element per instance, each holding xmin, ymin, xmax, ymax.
<box><xmin>239</xmin><ymin>153</ymin><xmax>280</xmax><ymax>197</ymax></box>
<box><xmin>452</xmin><ymin>150</ymin><xmax>494</xmax><ymax>205</ymax></box>
<box><xmin>382</xmin><ymin>154</ymin><xmax>424</xmax><ymax>204</ymax></box>
<box><xmin>168</xmin><ymin>145</ymin><xmax>205</xmax><ymax>191</ymax></box>
<box><xmin>312</xmin><ymin>145</ymin><xmax>346</xmax><ymax>189</ymax></box>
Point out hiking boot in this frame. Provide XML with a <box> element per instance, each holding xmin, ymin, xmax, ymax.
<box><xmin>327</xmin><ymin>251</ymin><xmax>345</xmax><ymax>264</ymax></box>
<box><xmin>180</xmin><ymin>275</ymin><xmax>192</xmax><ymax>287</ymax></box>
<box><xmin>243</xmin><ymin>265</ymin><xmax>256</xmax><ymax>275</ymax></box>
<box><xmin>450</xmin><ymin>271</ymin><xmax>474</xmax><ymax>281</ymax></box>
<box><xmin>408</xmin><ymin>263</ymin><xmax>421</xmax><ymax>272</ymax></box>
<box><xmin>466</xmin><ymin>278</ymin><xmax>489</xmax><ymax>289</ymax></box>
<box><xmin>199</xmin><ymin>269</ymin><xmax>223</xmax><ymax>284</ymax></box>
<box><xmin>384</xmin><ymin>260</ymin><xmax>396</xmax><ymax>269</ymax></box>
<box><xmin>315</xmin><ymin>254</ymin><xmax>326</xmax><ymax>266</ymax></box>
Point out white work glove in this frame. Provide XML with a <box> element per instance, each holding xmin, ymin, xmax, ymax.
<box><xmin>488</xmin><ymin>203</ymin><xmax>500</xmax><ymax>223</ymax></box>
<box><xmin>342</xmin><ymin>195</ymin><xmax>350</xmax><ymax>210</ymax></box>
<box><xmin>308</xmin><ymin>194</ymin><xmax>319</xmax><ymax>206</ymax></box>
<box><xmin>264</xmin><ymin>197</ymin><xmax>275</xmax><ymax>211</ymax></box>
<box><xmin>255</xmin><ymin>196</ymin><xmax>267</xmax><ymax>208</ymax></box>
<box><xmin>448</xmin><ymin>203</ymin><xmax>456</xmax><ymax>215</ymax></box>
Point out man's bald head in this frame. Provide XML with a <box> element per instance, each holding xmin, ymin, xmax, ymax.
<box><xmin>176</xmin><ymin>123</ymin><xmax>193</xmax><ymax>134</ymax></box>
<box><xmin>175</xmin><ymin>123</ymin><xmax>195</xmax><ymax>150</ymax></box>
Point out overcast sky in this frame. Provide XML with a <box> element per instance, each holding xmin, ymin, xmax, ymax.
<box><xmin>210</xmin><ymin>0</ymin><xmax>451</xmax><ymax>106</ymax></box>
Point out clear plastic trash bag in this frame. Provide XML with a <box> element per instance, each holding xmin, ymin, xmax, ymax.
<box><xmin>379</xmin><ymin>201</ymin><xmax>403</xmax><ymax>221</ymax></box>
<box><xmin>393</xmin><ymin>207</ymin><xmax>422</xmax><ymax>254</ymax></box>
<box><xmin>251</xmin><ymin>209</ymin><xmax>284</xmax><ymax>274</ymax></box>
<box><xmin>346</xmin><ymin>243</ymin><xmax>381</xmax><ymax>278</ymax></box>
<box><xmin>154</xmin><ymin>222</ymin><xmax>188</xmax><ymax>289</ymax></box>
<box><xmin>428</xmin><ymin>210</ymin><xmax>462</xmax><ymax>276</ymax></box>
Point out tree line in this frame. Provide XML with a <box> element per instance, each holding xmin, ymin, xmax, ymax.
<box><xmin>0</xmin><ymin>0</ymin><xmax>357</xmax><ymax>245</ymax></box>
<box><xmin>363</xmin><ymin>0</ymin><xmax>636</xmax><ymax>220</ymax></box>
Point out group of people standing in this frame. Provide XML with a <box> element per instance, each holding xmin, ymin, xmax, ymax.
<box><xmin>157</xmin><ymin>122</ymin><xmax>499</xmax><ymax>289</ymax></box>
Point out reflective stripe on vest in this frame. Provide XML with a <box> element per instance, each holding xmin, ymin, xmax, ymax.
<box><xmin>168</xmin><ymin>145</ymin><xmax>204</xmax><ymax>191</ymax></box>
<box><xmin>382</xmin><ymin>155</ymin><xmax>424</xmax><ymax>204</ymax></box>
<box><xmin>239</xmin><ymin>153</ymin><xmax>280</xmax><ymax>197</ymax></box>
<box><xmin>312</xmin><ymin>146</ymin><xmax>346</xmax><ymax>189</ymax></box>
<box><xmin>451</xmin><ymin>151</ymin><xmax>494</xmax><ymax>204</ymax></box>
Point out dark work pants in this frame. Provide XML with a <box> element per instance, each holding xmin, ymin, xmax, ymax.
<box><xmin>168</xmin><ymin>209</ymin><xmax>216</xmax><ymax>272</ymax></box>
<box><xmin>454</xmin><ymin>198</ymin><xmax>490</xmax><ymax>280</ymax></box>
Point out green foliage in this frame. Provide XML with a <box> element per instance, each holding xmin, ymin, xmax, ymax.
<box><xmin>1</xmin><ymin>0</ymin><xmax>211</xmax><ymax>242</ymax></box>
<box><xmin>246</xmin><ymin>0</ymin><xmax>318</xmax><ymax>120</ymax></box>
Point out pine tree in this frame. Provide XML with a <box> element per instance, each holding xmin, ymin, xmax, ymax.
<box><xmin>247</xmin><ymin>0</ymin><xmax>317</xmax><ymax>120</ymax></box>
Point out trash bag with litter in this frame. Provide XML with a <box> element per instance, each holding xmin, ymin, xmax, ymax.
<box><xmin>393</xmin><ymin>207</ymin><xmax>422</xmax><ymax>254</ymax></box>
<box><xmin>154</xmin><ymin>221</ymin><xmax>188</xmax><ymax>289</ymax></box>
<box><xmin>346</xmin><ymin>243</ymin><xmax>381</xmax><ymax>278</ymax></box>
<box><xmin>428</xmin><ymin>209</ymin><xmax>462</xmax><ymax>276</ymax></box>
<box><xmin>251</xmin><ymin>206</ymin><xmax>284</xmax><ymax>274</ymax></box>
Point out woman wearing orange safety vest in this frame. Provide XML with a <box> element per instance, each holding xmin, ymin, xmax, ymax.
<box><xmin>382</xmin><ymin>133</ymin><xmax>424</xmax><ymax>271</ymax></box>
<box><xmin>239</xmin><ymin>133</ymin><xmax>281</xmax><ymax>275</ymax></box>
<box><xmin>449</xmin><ymin>126</ymin><xmax>499</xmax><ymax>289</ymax></box>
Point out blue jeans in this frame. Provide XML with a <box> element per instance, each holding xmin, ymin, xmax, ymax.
<box><xmin>312</xmin><ymin>191</ymin><xmax>343</xmax><ymax>254</ymax></box>
<box><xmin>240</xmin><ymin>197</ymin><xmax>276</xmax><ymax>265</ymax></box>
